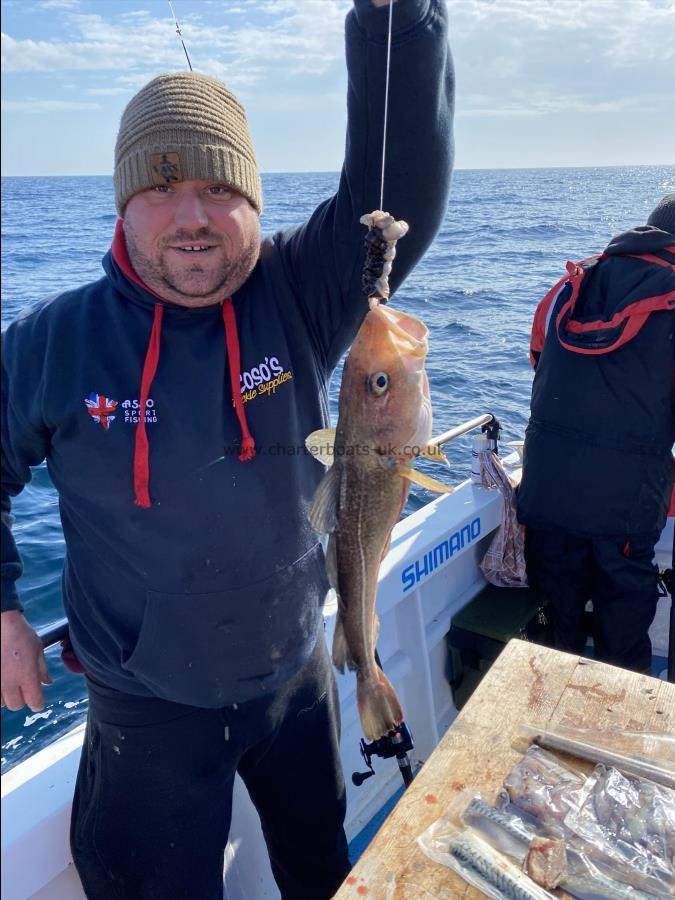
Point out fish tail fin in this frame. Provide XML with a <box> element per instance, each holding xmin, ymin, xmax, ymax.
<box><xmin>332</xmin><ymin>616</ymin><xmax>349</xmax><ymax>674</ymax></box>
<box><xmin>357</xmin><ymin>671</ymin><xmax>404</xmax><ymax>741</ymax></box>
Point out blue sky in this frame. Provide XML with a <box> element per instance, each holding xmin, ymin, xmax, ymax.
<box><xmin>2</xmin><ymin>0</ymin><xmax>674</xmax><ymax>175</ymax></box>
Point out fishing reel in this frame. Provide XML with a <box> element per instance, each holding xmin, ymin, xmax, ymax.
<box><xmin>352</xmin><ymin>721</ymin><xmax>415</xmax><ymax>788</ymax></box>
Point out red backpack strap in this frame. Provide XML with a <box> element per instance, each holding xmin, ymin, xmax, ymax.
<box><xmin>622</xmin><ymin>251</ymin><xmax>675</xmax><ymax>268</ymax></box>
<box><xmin>529</xmin><ymin>254</ymin><xmax>602</xmax><ymax>367</ymax></box>
<box><xmin>530</xmin><ymin>277</ymin><xmax>566</xmax><ymax>368</ymax></box>
<box><xmin>555</xmin><ymin>249</ymin><xmax>675</xmax><ymax>355</ymax></box>
<box><xmin>558</xmin><ymin>291</ymin><xmax>675</xmax><ymax>354</ymax></box>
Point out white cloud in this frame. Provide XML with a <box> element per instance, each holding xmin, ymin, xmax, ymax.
<box><xmin>458</xmin><ymin>96</ymin><xmax>648</xmax><ymax>117</ymax></box>
<box><xmin>447</xmin><ymin>0</ymin><xmax>675</xmax><ymax>130</ymax></box>
<box><xmin>1</xmin><ymin>1</ymin><xmax>350</xmax><ymax>78</ymax></box>
<box><xmin>203</xmin><ymin>3</ymin><xmax>249</xmax><ymax>11</ymax></box>
<box><xmin>458</xmin><ymin>91</ymin><xmax>653</xmax><ymax>118</ymax></box>
<box><xmin>1</xmin><ymin>98</ymin><xmax>100</xmax><ymax>111</ymax></box>
<box><xmin>38</xmin><ymin>0</ymin><xmax>80</xmax><ymax>8</ymax></box>
<box><xmin>448</xmin><ymin>0</ymin><xmax>675</xmax><ymax>69</ymax></box>
<box><xmin>2</xmin><ymin>0</ymin><xmax>673</xmax><ymax>172</ymax></box>
<box><xmin>85</xmin><ymin>87</ymin><xmax>134</xmax><ymax>97</ymax></box>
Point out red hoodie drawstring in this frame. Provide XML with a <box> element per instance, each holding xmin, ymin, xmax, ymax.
<box><xmin>222</xmin><ymin>299</ymin><xmax>256</xmax><ymax>462</ymax></box>
<box><xmin>131</xmin><ymin>299</ymin><xmax>256</xmax><ymax>508</ymax></box>
<box><xmin>134</xmin><ymin>304</ymin><xmax>164</xmax><ymax>508</ymax></box>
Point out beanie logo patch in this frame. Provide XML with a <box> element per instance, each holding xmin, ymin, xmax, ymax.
<box><xmin>150</xmin><ymin>152</ymin><xmax>183</xmax><ymax>185</ymax></box>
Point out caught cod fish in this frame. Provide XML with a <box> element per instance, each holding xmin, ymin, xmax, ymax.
<box><xmin>306</xmin><ymin>302</ymin><xmax>451</xmax><ymax>741</ymax></box>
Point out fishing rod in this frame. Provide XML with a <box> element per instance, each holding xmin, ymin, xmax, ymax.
<box><xmin>167</xmin><ymin>0</ymin><xmax>193</xmax><ymax>71</ymax></box>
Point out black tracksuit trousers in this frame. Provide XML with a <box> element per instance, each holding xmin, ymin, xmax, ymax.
<box><xmin>70</xmin><ymin>635</ymin><xmax>350</xmax><ymax>900</ymax></box>
<box><xmin>525</xmin><ymin>528</ymin><xmax>661</xmax><ymax>673</ymax></box>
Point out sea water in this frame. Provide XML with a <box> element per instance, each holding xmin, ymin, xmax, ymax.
<box><xmin>2</xmin><ymin>165</ymin><xmax>674</xmax><ymax>771</ymax></box>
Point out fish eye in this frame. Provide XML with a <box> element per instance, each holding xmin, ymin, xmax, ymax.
<box><xmin>368</xmin><ymin>372</ymin><xmax>389</xmax><ymax>396</ymax></box>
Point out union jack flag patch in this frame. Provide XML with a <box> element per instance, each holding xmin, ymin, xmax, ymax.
<box><xmin>84</xmin><ymin>393</ymin><xmax>118</xmax><ymax>431</ymax></box>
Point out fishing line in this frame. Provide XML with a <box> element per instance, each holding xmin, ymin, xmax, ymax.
<box><xmin>167</xmin><ymin>0</ymin><xmax>193</xmax><ymax>71</ymax></box>
<box><xmin>379</xmin><ymin>0</ymin><xmax>394</xmax><ymax>211</ymax></box>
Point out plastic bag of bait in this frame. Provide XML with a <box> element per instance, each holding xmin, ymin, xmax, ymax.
<box><xmin>472</xmin><ymin>790</ymin><xmax>670</xmax><ymax>898</ymax></box>
<box><xmin>419</xmin><ymin>787</ymin><xmax>665</xmax><ymax>899</ymax></box>
<box><xmin>498</xmin><ymin>743</ymin><xmax>675</xmax><ymax>898</ymax></box>
<box><xmin>497</xmin><ymin>745</ymin><xmax>586</xmax><ymax>829</ymax></box>
<box><xmin>461</xmin><ymin>796</ymin><xmax>570</xmax><ymax>891</ymax></box>
<box><xmin>562</xmin><ymin>765</ymin><xmax>675</xmax><ymax>897</ymax></box>
<box><xmin>513</xmin><ymin>724</ymin><xmax>675</xmax><ymax>790</ymax></box>
<box><xmin>416</xmin><ymin>793</ymin><xmax>559</xmax><ymax>900</ymax></box>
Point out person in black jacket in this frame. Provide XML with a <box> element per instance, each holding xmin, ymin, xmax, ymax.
<box><xmin>1</xmin><ymin>1</ymin><xmax>455</xmax><ymax>897</ymax></box>
<box><xmin>518</xmin><ymin>194</ymin><xmax>675</xmax><ymax>674</ymax></box>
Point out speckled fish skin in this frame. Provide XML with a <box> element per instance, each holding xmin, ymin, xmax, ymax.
<box><xmin>448</xmin><ymin>831</ymin><xmax>557</xmax><ymax>900</ymax></box>
<box><xmin>469</xmin><ymin>798</ymin><xmax>658</xmax><ymax>900</ymax></box>
<box><xmin>461</xmin><ymin>797</ymin><xmax>537</xmax><ymax>862</ymax></box>
<box><xmin>315</xmin><ymin>303</ymin><xmax>432</xmax><ymax>741</ymax></box>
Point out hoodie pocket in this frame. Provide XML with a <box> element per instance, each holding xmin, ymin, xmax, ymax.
<box><xmin>122</xmin><ymin>542</ymin><xmax>326</xmax><ymax>708</ymax></box>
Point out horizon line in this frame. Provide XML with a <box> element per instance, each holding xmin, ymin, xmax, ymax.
<box><xmin>2</xmin><ymin>162</ymin><xmax>674</xmax><ymax>179</ymax></box>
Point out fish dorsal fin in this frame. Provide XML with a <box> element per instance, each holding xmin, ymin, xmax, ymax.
<box><xmin>308</xmin><ymin>464</ymin><xmax>341</xmax><ymax>533</ymax></box>
<box><xmin>397</xmin><ymin>467</ymin><xmax>454</xmax><ymax>494</ymax></box>
<box><xmin>305</xmin><ymin>428</ymin><xmax>336</xmax><ymax>467</ymax></box>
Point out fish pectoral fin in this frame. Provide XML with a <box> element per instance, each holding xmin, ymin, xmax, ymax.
<box><xmin>397</xmin><ymin>468</ymin><xmax>454</xmax><ymax>494</ymax></box>
<box><xmin>305</xmin><ymin>428</ymin><xmax>336</xmax><ymax>467</ymax></box>
<box><xmin>332</xmin><ymin>613</ymin><xmax>358</xmax><ymax>674</ymax></box>
<box><xmin>308</xmin><ymin>464</ymin><xmax>341</xmax><ymax>533</ymax></box>
<box><xmin>325</xmin><ymin>533</ymin><xmax>339</xmax><ymax>592</ymax></box>
<box><xmin>332</xmin><ymin>615</ymin><xmax>349</xmax><ymax>674</ymax></box>
<box><xmin>419</xmin><ymin>443</ymin><xmax>448</xmax><ymax>464</ymax></box>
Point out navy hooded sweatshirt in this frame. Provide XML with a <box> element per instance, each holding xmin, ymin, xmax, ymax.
<box><xmin>517</xmin><ymin>226</ymin><xmax>675</xmax><ymax>539</ymax></box>
<box><xmin>1</xmin><ymin>0</ymin><xmax>455</xmax><ymax>707</ymax></box>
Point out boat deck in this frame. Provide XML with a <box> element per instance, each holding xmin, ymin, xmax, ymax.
<box><xmin>334</xmin><ymin>638</ymin><xmax>675</xmax><ymax>899</ymax></box>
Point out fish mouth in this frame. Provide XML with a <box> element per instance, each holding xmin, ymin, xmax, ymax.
<box><xmin>369</xmin><ymin>304</ymin><xmax>428</xmax><ymax>360</ymax></box>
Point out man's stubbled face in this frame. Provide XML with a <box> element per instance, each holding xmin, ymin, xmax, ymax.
<box><xmin>123</xmin><ymin>180</ymin><xmax>261</xmax><ymax>308</ymax></box>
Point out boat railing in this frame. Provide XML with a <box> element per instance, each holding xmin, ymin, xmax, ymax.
<box><xmin>38</xmin><ymin>617</ymin><xmax>69</xmax><ymax>649</ymax></box>
<box><xmin>427</xmin><ymin>412</ymin><xmax>499</xmax><ymax>451</ymax></box>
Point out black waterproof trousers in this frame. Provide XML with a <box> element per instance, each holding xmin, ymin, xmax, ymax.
<box><xmin>70</xmin><ymin>636</ymin><xmax>350</xmax><ymax>900</ymax></box>
<box><xmin>525</xmin><ymin>528</ymin><xmax>661</xmax><ymax>673</ymax></box>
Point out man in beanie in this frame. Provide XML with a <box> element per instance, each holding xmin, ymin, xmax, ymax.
<box><xmin>518</xmin><ymin>194</ymin><xmax>675</xmax><ymax>675</ymax></box>
<box><xmin>1</xmin><ymin>1</ymin><xmax>454</xmax><ymax>897</ymax></box>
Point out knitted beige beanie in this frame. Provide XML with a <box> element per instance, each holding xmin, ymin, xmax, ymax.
<box><xmin>114</xmin><ymin>72</ymin><xmax>262</xmax><ymax>215</ymax></box>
